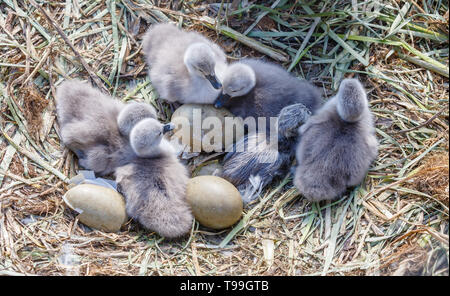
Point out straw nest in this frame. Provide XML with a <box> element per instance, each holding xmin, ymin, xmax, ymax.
<box><xmin>0</xmin><ymin>0</ymin><xmax>448</xmax><ymax>276</ymax></box>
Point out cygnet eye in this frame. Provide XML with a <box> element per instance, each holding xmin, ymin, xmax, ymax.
<box><xmin>230</xmin><ymin>87</ymin><xmax>245</xmax><ymax>93</ymax></box>
<box><xmin>194</xmin><ymin>66</ymin><xmax>204</xmax><ymax>74</ymax></box>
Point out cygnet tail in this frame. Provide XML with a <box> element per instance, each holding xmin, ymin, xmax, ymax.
<box><xmin>55</xmin><ymin>80</ymin><xmax>88</xmax><ymax>125</ymax></box>
<box><xmin>142</xmin><ymin>23</ymin><xmax>180</xmax><ymax>62</ymax></box>
<box><xmin>336</xmin><ymin>78</ymin><xmax>368</xmax><ymax>122</ymax></box>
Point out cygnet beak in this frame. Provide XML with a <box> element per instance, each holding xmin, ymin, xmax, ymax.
<box><xmin>205</xmin><ymin>74</ymin><xmax>222</xmax><ymax>89</ymax></box>
<box><xmin>163</xmin><ymin>122</ymin><xmax>175</xmax><ymax>134</ymax></box>
<box><xmin>214</xmin><ymin>92</ymin><xmax>231</xmax><ymax>108</ymax></box>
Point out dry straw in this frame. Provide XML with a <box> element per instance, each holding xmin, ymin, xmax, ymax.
<box><xmin>0</xmin><ymin>0</ymin><xmax>448</xmax><ymax>276</ymax></box>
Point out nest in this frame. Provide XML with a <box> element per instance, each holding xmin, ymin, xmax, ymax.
<box><xmin>0</xmin><ymin>0</ymin><xmax>448</xmax><ymax>276</ymax></box>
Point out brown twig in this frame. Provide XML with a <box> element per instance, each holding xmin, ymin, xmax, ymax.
<box><xmin>29</xmin><ymin>0</ymin><xmax>109</xmax><ymax>94</ymax></box>
<box><xmin>393</xmin><ymin>108</ymin><xmax>446</xmax><ymax>134</ymax></box>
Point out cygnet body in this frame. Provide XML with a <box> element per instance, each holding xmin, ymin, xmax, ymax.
<box><xmin>142</xmin><ymin>23</ymin><xmax>227</xmax><ymax>104</ymax></box>
<box><xmin>214</xmin><ymin>59</ymin><xmax>322</xmax><ymax>131</ymax></box>
<box><xmin>115</xmin><ymin>118</ymin><xmax>193</xmax><ymax>238</ymax></box>
<box><xmin>216</xmin><ymin>59</ymin><xmax>321</xmax><ymax>196</ymax></box>
<box><xmin>221</xmin><ymin>103</ymin><xmax>312</xmax><ymax>202</ymax></box>
<box><xmin>294</xmin><ymin>78</ymin><xmax>378</xmax><ymax>201</ymax></box>
<box><xmin>55</xmin><ymin>80</ymin><xmax>153</xmax><ymax>175</ymax></box>
<box><xmin>57</xmin><ymin>85</ymin><xmax>191</xmax><ymax>237</ymax></box>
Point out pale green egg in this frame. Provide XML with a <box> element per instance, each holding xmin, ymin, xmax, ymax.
<box><xmin>186</xmin><ymin>176</ymin><xmax>243</xmax><ymax>229</ymax></box>
<box><xmin>63</xmin><ymin>184</ymin><xmax>127</xmax><ymax>232</ymax></box>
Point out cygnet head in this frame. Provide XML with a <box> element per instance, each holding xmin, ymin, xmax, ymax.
<box><xmin>336</xmin><ymin>78</ymin><xmax>368</xmax><ymax>122</ymax></box>
<box><xmin>184</xmin><ymin>43</ymin><xmax>222</xmax><ymax>89</ymax></box>
<box><xmin>130</xmin><ymin>118</ymin><xmax>175</xmax><ymax>158</ymax></box>
<box><xmin>214</xmin><ymin>63</ymin><xmax>256</xmax><ymax>108</ymax></box>
<box><xmin>277</xmin><ymin>103</ymin><xmax>312</xmax><ymax>139</ymax></box>
<box><xmin>117</xmin><ymin>102</ymin><xmax>157</xmax><ymax>136</ymax></box>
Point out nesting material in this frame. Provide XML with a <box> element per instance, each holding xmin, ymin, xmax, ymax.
<box><xmin>186</xmin><ymin>176</ymin><xmax>243</xmax><ymax>229</ymax></box>
<box><xmin>0</xmin><ymin>0</ymin><xmax>448</xmax><ymax>276</ymax></box>
<box><xmin>63</xmin><ymin>184</ymin><xmax>127</xmax><ymax>232</ymax></box>
<box><xmin>262</xmin><ymin>239</ymin><xmax>275</xmax><ymax>268</ymax></box>
<box><xmin>171</xmin><ymin>104</ymin><xmax>244</xmax><ymax>153</ymax></box>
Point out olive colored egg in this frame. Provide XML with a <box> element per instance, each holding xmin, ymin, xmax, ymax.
<box><xmin>186</xmin><ymin>176</ymin><xmax>243</xmax><ymax>229</ymax></box>
<box><xmin>63</xmin><ymin>184</ymin><xmax>127</xmax><ymax>232</ymax></box>
<box><xmin>171</xmin><ymin>104</ymin><xmax>244</xmax><ymax>153</ymax></box>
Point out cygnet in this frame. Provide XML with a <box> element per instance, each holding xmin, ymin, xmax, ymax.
<box><xmin>294</xmin><ymin>78</ymin><xmax>378</xmax><ymax>201</ymax></box>
<box><xmin>142</xmin><ymin>23</ymin><xmax>227</xmax><ymax>104</ymax></box>
<box><xmin>115</xmin><ymin>118</ymin><xmax>193</xmax><ymax>238</ymax></box>
<box><xmin>214</xmin><ymin>58</ymin><xmax>322</xmax><ymax>131</ymax></box>
<box><xmin>56</xmin><ymin>80</ymin><xmax>156</xmax><ymax>175</ymax></box>
<box><xmin>221</xmin><ymin>103</ymin><xmax>313</xmax><ymax>203</ymax></box>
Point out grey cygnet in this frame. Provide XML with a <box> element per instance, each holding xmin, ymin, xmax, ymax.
<box><xmin>57</xmin><ymin>83</ymin><xmax>191</xmax><ymax>237</ymax></box>
<box><xmin>221</xmin><ymin>103</ymin><xmax>312</xmax><ymax>201</ymax></box>
<box><xmin>294</xmin><ymin>78</ymin><xmax>378</xmax><ymax>201</ymax></box>
<box><xmin>214</xmin><ymin>58</ymin><xmax>322</xmax><ymax>130</ymax></box>
<box><xmin>216</xmin><ymin>59</ymin><xmax>322</xmax><ymax>196</ymax></box>
<box><xmin>115</xmin><ymin>118</ymin><xmax>193</xmax><ymax>239</ymax></box>
<box><xmin>142</xmin><ymin>23</ymin><xmax>227</xmax><ymax>104</ymax></box>
<box><xmin>56</xmin><ymin>80</ymin><xmax>148</xmax><ymax>175</ymax></box>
